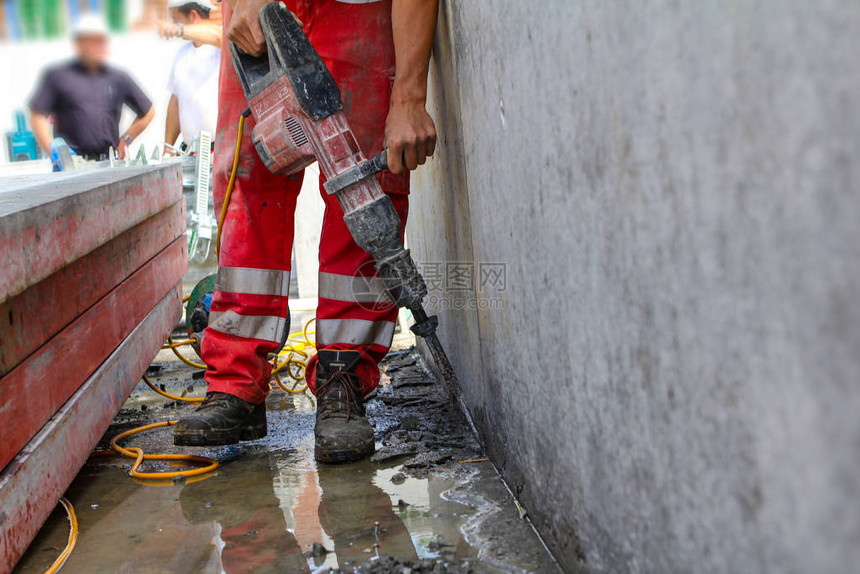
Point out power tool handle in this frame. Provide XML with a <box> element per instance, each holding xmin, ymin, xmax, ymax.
<box><xmin>367</xmin><ymin>150</ymin><xmax>389</xmax><ymax>174</ymax></box>
<box><xmin>322</xmin><ymin>150</ymin><xmax>390</xmax><ymax>195</ymax></box>
<box><xmin>230</xmin><ymin>2</ymin><xmax>342</xmax><ymax>122</ymax></box>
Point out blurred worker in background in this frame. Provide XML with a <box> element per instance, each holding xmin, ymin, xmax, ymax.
<box><xmin>158</xmin><ymin>0</ymin><xmax>223</xmax><ymax>48</ymax></box>
<box><xmin>29</xmin><ymin>14</ymin><xmax>155</xmax><ymax>160</ymax></box>
<box><xmin>158</xmin><ymin>0</ymin><xmax>222</xmax><ymax>152</ymax></box>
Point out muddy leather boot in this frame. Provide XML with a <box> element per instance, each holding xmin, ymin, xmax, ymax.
<box><xmin>174</xmin><ymin>392</ymin><xmax>267</xmax><ymax>446</ymax></box>
<box><xmin>314</xmin><ymin>350</ymin><xmax>375</xmax><ymax>463</ymax></box>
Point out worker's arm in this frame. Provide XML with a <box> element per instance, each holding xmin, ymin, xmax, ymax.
<box><xmin>184</xmin><ymin>24</ymin><xmax>223</xmax><ymax>49</ymax></box>
<box><xmin>117</xmin><ymin>72</ymin><xmax>155</xmax><ymax>159</ymax></box>
<box><xmin>30</xmin><ymin>111</ymin><xmax>53</xmax><ymax>156</ymax></box>
<box><xmin>117</xmin><ymin>106</ymin><xmax>155</xmax><ymax>159</ymax></box>
<box><xmin>385</xmin><ymin>0</ymin><xmax>438</xmax><ymax>175</ymax></box>
<box><xmin>158</xmin><ymin>20</ymin><xmax>223</xmax><ymax>49</ymax></box>
<box><xmin>164</xmin><ymin>95</ymin><xmax>181</xmax><ymax>152</ymax></box>
<box><xmin>29</xmin><ymin>69</ymin><xmax>57</xmax><ymax>157</ymax></box>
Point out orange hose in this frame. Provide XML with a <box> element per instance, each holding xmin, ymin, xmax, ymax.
<box><xmin>43</xmin><ymin>497</ymin><xmax>77</xmax><ymax>574</ymax></box>
<box><xmin>108</xmin><ymin>421</ymin><xmax>219</xmax><ymax>480</ymax></box>
<box><xmin>142</xmin><ymin>374</ymin><xmax>204</xmax><ymax>403</ymax></box>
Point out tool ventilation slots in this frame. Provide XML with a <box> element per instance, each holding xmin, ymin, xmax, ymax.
<box><xmin>285</xmin><ymin>117</ymin><xmax>309</xmax><ymax>147</ymax></box>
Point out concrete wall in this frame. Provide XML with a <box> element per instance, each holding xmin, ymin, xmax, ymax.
<box><xmin>407</xmin><ymin>1</ymin><xmax>860</xmax><ymax>573</ymax></box>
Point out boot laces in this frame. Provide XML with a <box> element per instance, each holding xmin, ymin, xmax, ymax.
<box><xmin>198</xmin><ymin>393</ymin><xmax>237</xmax><ymax>411</ymax></box>
<box><xmin>317</xmin><ymin>370</ymin><xmax>366</xmax><ymax>422</ymax></box>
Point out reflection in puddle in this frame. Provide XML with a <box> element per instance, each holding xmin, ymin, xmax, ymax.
<box><xmin>14</xmin><ymin>393</ymin><xmax>488</xmax><ymax>573</ymax></box>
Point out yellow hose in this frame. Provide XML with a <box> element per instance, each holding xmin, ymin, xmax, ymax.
<box><xmin>216</xmin><ymin>114</ymin><xmax>245</xmax><ymax>259</ymax></box>
<box><xmin>273</xmin><ymin>370</ymin><xmax>308</xmax><ymax>394</ymax></box>
<box><xmin>93</xmin><ymin>421</ymin><xmax>219</xmax><ymax>480</ymax></box>
<box><xmin>161</xmin><ymin>338</ymin><xmax>197</xmax><ymax>349</ymax></box>
<box><xmin>142</xmin><ymin>374</ymin><xmax>204</xmax><ymax>403</ymax></box>
<box><xmin>165</xmin><ymin>335</ymin><xmax>207</xmax><ymax>369</ymax></box>
<box><xmin>43</xmin><ymin>497</ymin><xmax>77</xmax><ymax>574</ymax></box>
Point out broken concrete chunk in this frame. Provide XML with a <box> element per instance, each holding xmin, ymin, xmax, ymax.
<box><xmin>400</xmin><ymin>414</ymin><xmax>420</xmax><ymax>431</ymax></box>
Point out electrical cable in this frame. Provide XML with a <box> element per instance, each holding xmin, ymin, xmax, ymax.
<box><xmin>104</xmin><ymin>421</ymin><xmax>219</xmax><ymax>480</ymax></box>
<box><xmin>142</xmin><ymin>374</ymin><xmax>204</xmax><ymax>403</ymax></box>
<box><xmin>161</xmin><ymin>338</ymin><xmax>197</xmax><ymax>349</ymax></box>
<box><xmin>42</xmin><ymin>497</ymin><xmax>77</xmax><ymax>574</ymax></box>
<box><xmin>216</xmin><ymin>112</ymin><xmax>247</xmax><ymax>258</ymax></box>
<box><xmin>165</xmin><ymin>335</ymin><xmax>207</xmax><ymax>369</ymax></box>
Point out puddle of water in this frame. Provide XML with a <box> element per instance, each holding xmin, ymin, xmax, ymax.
<box><xmin>14</xmin><ymin>391</ymin><xmax>494</xmax><ymax>573</ymax></box>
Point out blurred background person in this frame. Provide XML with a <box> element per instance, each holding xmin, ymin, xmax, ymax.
<box><xmin>158</xmin><ymin>0</ymin><xmax>221</xmax><ymax>48</ymax></box>
<box><xmin>28</xmin><ymin>13</ymin><xmax>155</xmax><ymax>160</ymax></box>
<box><xmin>158</xmin><ymin>0</ymin><xmax>221</xmax><ymax>153</ymax></box>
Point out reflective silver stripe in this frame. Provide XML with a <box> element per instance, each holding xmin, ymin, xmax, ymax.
<box><xmin>318</xmin><ymin>271</ymin><xmax>393</xmax><ymax>304</ymax></box>
<box><xmin>208</xmin><ymin>310</ymin><xmax>288</xmax><ymax>343</ymax></box>
<box><xmin>317</xmin><ymin>318</ymin><xmax>395</xmax><ymax>348</ymax></box>
<box><xmin>216</xmin><ymin>266</ymin><xmax>291</xmax><ymax>297</ymax></box>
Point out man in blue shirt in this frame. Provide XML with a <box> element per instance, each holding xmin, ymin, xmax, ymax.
<box><xmin>29</xmin><ymin>14</ymin><xmax>155</xmax><ymax>160</ymax></box>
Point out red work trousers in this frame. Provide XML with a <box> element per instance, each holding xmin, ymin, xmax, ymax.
<box><xmin>202</xmin><ymin>0</ymin><xmax>409</xmax><ymax>405</ymax></box>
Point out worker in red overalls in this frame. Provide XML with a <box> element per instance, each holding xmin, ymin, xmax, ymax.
<box><xmin>174</xmin><ymin>0</ymin><xmax>438</xmax><ymax>464</ymax></box>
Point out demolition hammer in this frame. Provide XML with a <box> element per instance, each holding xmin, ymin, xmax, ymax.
<box><xmin>228</xmin><ymin>2</ymin><xmax>460</xmax><ymax>395</ymax></box>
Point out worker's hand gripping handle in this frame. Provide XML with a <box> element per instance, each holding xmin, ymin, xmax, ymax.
<box><xmin>227</xmin><ymin>12</ymin><xmax>285</xmax><ymax>100</ymax></box>
<box><xmin>228</xmin><ymin>2</ymin><xmax>342</xmax><ymax>120</ymax></box>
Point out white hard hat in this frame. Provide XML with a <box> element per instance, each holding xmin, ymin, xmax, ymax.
<box><xmin>167</xmin><ymin>0</ymin><xmax>217</xmax><ymax>10</ymax></box>
<box><xmin>72</xmin><ymin>13</ymin><xmax>109</xmax><ymax>37</ymax></box>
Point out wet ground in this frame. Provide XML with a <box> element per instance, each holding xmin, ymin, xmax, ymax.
<box><xmin>13</xmin><ymin>337</ymin><xmax>558</xmax><ymax>573</ymax></box>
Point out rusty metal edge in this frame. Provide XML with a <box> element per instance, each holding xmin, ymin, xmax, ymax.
<box><xmin>0</xmin><ymin>286</ymin><xmax>181</xmax><ymax>574</ymax></box>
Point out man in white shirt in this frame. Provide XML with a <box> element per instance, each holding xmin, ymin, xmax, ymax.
<box><xmin>160</xmin><ymin>0</ymin><xmax>221</xmax><ymax>149</ymax></box>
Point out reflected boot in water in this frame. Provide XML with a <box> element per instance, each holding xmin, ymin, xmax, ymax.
<box><xmin>317</xmin><ymin>460</ymin><xmax>418</xmax><ymax>565</ymax></box>
<box><xmin>180</xmin><ymin>452</ymin><xmax>309</xmax><ymax>573</ymax></box>
<box><xmin>314</xmin><ymin>350</ymin><xmax>375</xmax><ymax>463</ymax></box>
<box><xmin>174</xmin><ymin>392</ymin><xmax>267</xmax><ymax>446</ymax></box>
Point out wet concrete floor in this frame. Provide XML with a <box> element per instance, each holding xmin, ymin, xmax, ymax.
<box><xmin>14</xmin><ymin>340</ymin><xmax>558</xmax><ymax>573</ymax></box>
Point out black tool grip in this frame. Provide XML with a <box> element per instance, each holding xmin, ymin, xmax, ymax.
<box><xmin>366</xmin><ymin>150</ymin><xmax>389</xmax><ymax>173</ymax></box>
<box><xmin>323</xmin><ymin>150</ymin><xmax>390</xmax><ymax>195</ymax></box>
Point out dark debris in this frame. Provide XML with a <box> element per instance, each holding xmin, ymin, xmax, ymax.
<box><xmin>325</xmin><ymin>555</ymin><xmax>474</xmax><ymax>574</ymax></box>
<box><xmin>368</xmin><ymin>347</ymin><xmax>483</xmax><ymax>475</ymax></box>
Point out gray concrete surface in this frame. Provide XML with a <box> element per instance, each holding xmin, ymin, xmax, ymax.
<box><xmin>407</xmin><ymin>1</ymin><xmax>860</xmax><ymax>573</ymax></box>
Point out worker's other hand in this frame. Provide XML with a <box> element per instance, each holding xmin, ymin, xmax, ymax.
<box><xmin>227</xmin><ymin>0</ymin><xmax>273</xmax><ymax>57</ymax></box>
<box><xmin>116</xmin><ymin>139</ymin><xmax>128</xmax><ymax>160</ymax></box>
<box><xmin>384</xmin><ymin>100</ymin><xmax>437</xmax><ymax>175</ymax></box>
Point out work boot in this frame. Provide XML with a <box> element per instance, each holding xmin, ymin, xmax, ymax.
<box><xmin>174</xmin><ymin>392</ymin><xmax>267</xmax><ymax>446</ymax></box>
<box><xmin>314</xmin><ymin>350</ymin><xmax>375</xmax><ymax>463</ymax></box>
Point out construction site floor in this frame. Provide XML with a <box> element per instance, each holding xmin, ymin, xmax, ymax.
<box><xmin>12</xmin><ymin>332</ymin><xmax>558</xmax><ymax>573</ymax></box>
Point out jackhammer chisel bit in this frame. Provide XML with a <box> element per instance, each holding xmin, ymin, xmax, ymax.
<box><xmin>229</xmin><ymin>2</ymin><xmax>461</xmax><ymax>396</ymax></box>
